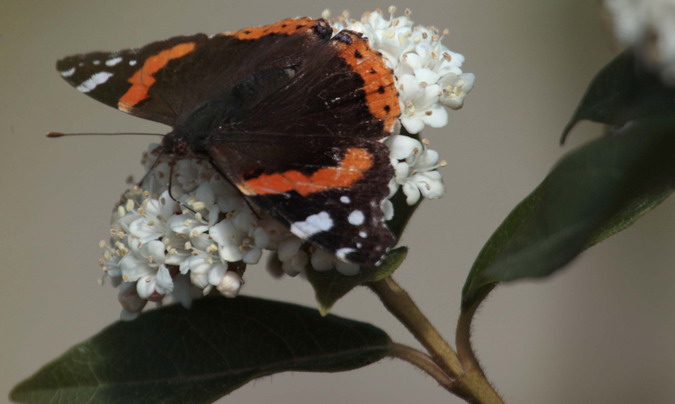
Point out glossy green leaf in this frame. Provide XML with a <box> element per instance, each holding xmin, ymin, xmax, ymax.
<box><xmin>586</xmin><ymin>186</ymin><xmax>673</xmax><ymax>248</ymax></box>
<box><xmin>463</xmin><ymin>116</ymin><xmax>675</xmax><ymax>309</ymax></box>
<box><xmin>11</xmin><ymin>296</ymin><xmax>391</xmax><ymax>404</ymax></box>
<box><xmin>306</xmin><ymin>247</ymin><xmax>408</xmax><ymax>315</ymax></box>
<box><xmin>561</xmin><ymin>51</ymin><xmax>675</xmax><ymax>143</ymax></box>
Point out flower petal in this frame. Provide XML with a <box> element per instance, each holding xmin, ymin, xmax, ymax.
<box><xmin>136</xmin><ymin>275</ymin><xmax>157</xmax><ymax>299</ymax></box>
<box><xmin>208</xmin><ymin>263</ymin><xmax>228</xmax><ymax>286</ymax></box>
<box><xmin>155</xmin><ymin>265</ymin><xmax>174</xmax><ymax>294</ymax></box>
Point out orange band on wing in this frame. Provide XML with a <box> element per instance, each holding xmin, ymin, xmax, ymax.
<box><xmin>333</xmin><ymin>32</ymin><xmax>401</xmax><ymax>133</ymax></box>
<box><xmin>228</xmin><ymin>17</ymin><xmax>319</xmax><ymax>40</ymax></box>
<box><xmin>242</xmin><ymin>147</ymin><xmax>373</xmax><ymax>196</ymax></box>
<box><xmin>118</xmin><ymin>42</ymin><xmax>196</xmax><ymax>109</ymax></box>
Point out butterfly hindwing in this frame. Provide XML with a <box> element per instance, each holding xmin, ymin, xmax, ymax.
<box><xmin>203</xmin><ymin>30</ymin><xmax>400</xmax><ymax>265</ymax></box>
<box><xmin>208</xmin><ymin>133</ymin><xmax>395</xmax><ymax>265</ymax></box>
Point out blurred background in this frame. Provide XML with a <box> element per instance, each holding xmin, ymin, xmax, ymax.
<box><xmin>2</xmin><ymin>1</ymin><xmax>674</xmax><ymax>403</ymax></box>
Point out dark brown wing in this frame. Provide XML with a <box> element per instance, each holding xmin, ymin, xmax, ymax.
<box><xmin>56</xmin><ymin>17</ymin><xmax>327</xmax><ymax>125</ymax></box>
<box><xmin>207</xmin><ymin>31</ymin><xmax>400</xmax><ymax>265</ymax></box>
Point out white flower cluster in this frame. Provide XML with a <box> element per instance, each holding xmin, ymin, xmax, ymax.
<box><xmin>605</xmin><ymin>0</ymin><xmax>675</xmax><ymax>84</ymax></box>
<box><xmin>326</xmin><ymin>6</ymin><xmax>475</xmax><ymax>134</ymax></box>
<box><xmin>99</xmin><ymin>8</ymin><xmax>473</xmax><ymax>318</ymax></box>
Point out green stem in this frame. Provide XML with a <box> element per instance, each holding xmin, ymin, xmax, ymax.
<box><xmin>369</xmin><ymin>276</ymin><xmax>505</xmax><ymax>404</ymax></box>
<box><xmin>456</xmin><ymin>302</ymin><xmax>484</xmax><ymax>374</ymax></box>
<box><xmin>368</xmin><ymin>276</ymin><xmax>463</xmax><ymax>378</ymax></box>
<box><xmin>388</xmin><ymin>343</ymin><xmax>454</xmax><ymax>392</ymax></box>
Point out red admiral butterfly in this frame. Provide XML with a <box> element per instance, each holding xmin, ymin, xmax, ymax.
<box><xmin>56</xmin><ymin>17</ymin><xmax>401</xmax><ymax>266</ymax></box>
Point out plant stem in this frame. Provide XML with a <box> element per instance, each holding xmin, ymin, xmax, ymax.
<box><xmin>368</xmin><ymin>276</ymin><xmax>463</xmax><ymax>378</ymax></box>
<box><xmin>388</xmin><ymin>343</ymin><xmax>454</xmax><ymax>392</ymax></box>
<box><xmin>456</xmin><ymin>302</ymin><xmax>483</xmax><ymax>374</ymax></box>
<box><xmin>369</xmin><ymin>276</ymin><xmax>505</xmax><ymax>404</ymax></box>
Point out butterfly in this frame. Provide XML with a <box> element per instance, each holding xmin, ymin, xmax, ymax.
<box><xmin>55</xmin><ymin>17</ymin><xmax>401</xmax><ymax>266</ymax></box>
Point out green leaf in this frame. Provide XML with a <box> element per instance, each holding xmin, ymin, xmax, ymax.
<box><xmin>561</xmin><ymin>51</ymin><xmax>675</xmax><ymax>143</ymax></box>
<box><xmin>11</xmin><ymin>296</ymin><xmax>391</xmax><ymax>404</ymax></box>
<box><xmin>586</xmin><ymin>186</ymin><xmax>673</xmax><ymax>248</ymax></box>
<box><xmin>463</xmin><ymin>116</ymin><xmax>675</xmax><ymax>309</ymax></box>
<box><xmin>306</xmin><ymin>247</ymin><xmax>408</xmax><ymax>315</ymax></box>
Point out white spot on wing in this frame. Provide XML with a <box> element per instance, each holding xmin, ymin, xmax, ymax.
<box><xmin>76</xmin><ymin>72</ymin><xmax>114</xmax><ymax>93</ymax></box>
<box><xmin>340</xmin><ymin>196</ymin><xmax>350</xmax><ymax>204</ymax></box>
<box><xmin>359</xmin><ymin>231</ymin><xmax>368</xmax><ymax>238</ymax></box>
<box><xmin>92</xmin><ymin>60</ymin><xmax>100</xmax><ymax>65</ymax></box>
<box><xmin>129</xmin><ymin>60</ymin><xmax>137</xmax><ymax>66</ymax></box>
<box><xmin>105</xmin><ymin>57</ymin><xmax>123</xmax><ymax>67</ymax></box>
<box><xmin>336</xmin><ymin>248</ymin><xmax>355</xmax><ymax>260</ymax></box>
<box><xmin>290</xmin><ymin>212</ymin><xmax>333</xmax><ymax>238</ymax></box>
<box><xmin>60</xmin><ymin>67</ymin><xmax>76</xmax><ymax>77</ymax></box>
<box><xmin>348</xmin><ymin>210</ymin><xmax>365</xmax><ymax>226</ymax></box>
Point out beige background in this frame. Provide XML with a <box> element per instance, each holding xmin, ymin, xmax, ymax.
<box><xmin>2</xmin><ymin>1</ymin><xmax>674</xmax><ymax>403</ymax></box>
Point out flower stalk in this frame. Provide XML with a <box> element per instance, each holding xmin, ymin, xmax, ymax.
<box><xmin>369</xmin><ymin>276</ymin><xmax>504</xmax><ymax>404</ymax></box>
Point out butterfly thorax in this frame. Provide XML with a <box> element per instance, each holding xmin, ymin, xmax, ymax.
<box><xmin>165</xmin><ymin>98</ymin><xmax>239</xmax><ymax>157</ymax></box>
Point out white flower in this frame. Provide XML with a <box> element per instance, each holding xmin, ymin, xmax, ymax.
<box><xmin>118</xmin><ymin>239</ymin><xmax>175</xmax><ymax>298</ymax></box>
<box><xmin>169</xmin><ymin>273</ymin><xmax>201</xmax><ymax>309</ymax></box>
<box><xmin>173</xmin><ymin>158</ymin><xmax>201</xmax><ymax>192</ymax></box>
<box><xmin>211</xmin><ymin>176</ymin><xmax>245</xmax><ymax>212</ymax></box>
<box><xmin>168</xmin><ymin>184</ymin><xmax>219</xmax><ymax>238</ymax></box>
<box><xmin>118</xmin><ymin>282</ymin><xmax>146</xmax><ymax>321</ymax></box>
<box><xmin>328</xmin><ymin>8</ymin><xmax>416</xmax><ymax>69</ymax></box>
<box><xmin>398</xmin><ymin>73</ymin><xmax>447</xmax><ymax>134</ymax></box>
<box><xmin>311</xmin><ymin>248</ymin><xmax>361</xmax><ymax>276</ymax></box>
<box><xmin>136</xmin><ymin>265</ymin><xmax>174</xmax><ymax>299</ymax></box>
<box><xmin>605</xmin><ymin>0</ymin><xmax>675</xmax><ymax>84</ymax></box>
<box><xmin>210</xmin><ymin>210</ymin><xmax>269</xmax><ymax>264</ymax></box>
<box><xmin>179</xmin><ymin>250</ymin><xmax>227</xmax><ymax>289</ymax></box>
<box><xmin>217</xmin><ymin>271</ymin><xmax>244</xmax><ymax>298</ymax></box>
<box><xmin>277</xmin><ymin>236</ymin><xmax>308</xmax><ymax>276</ymax></box>
<box><xmin>127</xmin><ymin>191</ymin><xmax>177</xmax><ymax>243</ymax></box>
<box><xmin>259</xmin><ymin>215</ymin><xmax>291</xmax><ymax>250</ymax></box>
<box><xmin>381</xmin><ymin>199</ymin><xmax>395</xmax><ymax>221</ymax></box>
<box><xmin>388</xmin><ymin>134</ymin><xmax>446</xmax><ymax>205</ymax></box>
<box><xmin>327</xmin><ymin>7</ymin><xmax>474</xmax><ymax>133</ymax></box>
<box><xmin>99</xmin><ymin>243</ymin><xmax>123</xmax><ymax>287</ymax></box>
<box><xmin>439</xmin><ymin>71</ymin><xmax>475</xmax><ymax>110</ymax></box>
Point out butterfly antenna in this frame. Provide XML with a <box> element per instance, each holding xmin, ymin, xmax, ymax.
<box><xmin>47</xmin><ymin>132</ymin><xmax>164</xmax><ymax>138</ymax></box>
